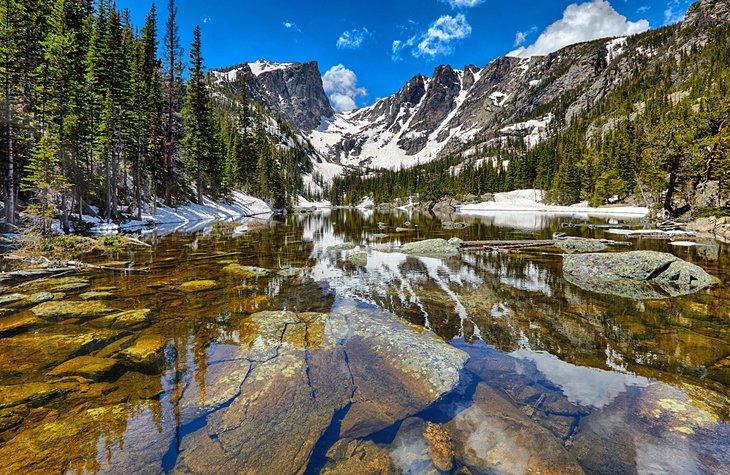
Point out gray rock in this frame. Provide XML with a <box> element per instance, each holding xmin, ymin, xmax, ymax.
<box><xmin>564</xmin><ymin>251</ymin><xmax>717</xmax><ymax>299</ymax></box>
<box><xmin>347</xmin><ymin>252</ymin><xmax>368</xmax><ymax>267</ymax></box>
<box><xmin>400</xmin><ymin>239</ymin><xmax>460</xmax><ymax>256</ymax></box>
<box><xmin>556</xmin><ymin>239</ymin><xmax>607</xmax><ymax>254</ymax></box>
<box><xmin>328</xmin><ymin>242</ymin><xmax>357</xmax><ymax>251</ymax></box>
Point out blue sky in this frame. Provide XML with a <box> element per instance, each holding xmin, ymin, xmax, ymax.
<box><xmin>116</xmin><ymin>0</ymin><xmax>696</xmax><ymax>111</ymax></box>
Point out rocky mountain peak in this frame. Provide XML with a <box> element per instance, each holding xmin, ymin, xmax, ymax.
<box><xmin>213</xmin><ymin>60</ymin><xmax>333</xmax><ymax>132</ymax></box>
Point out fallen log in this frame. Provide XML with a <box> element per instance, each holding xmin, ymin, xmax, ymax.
<box><xmin>460</xmin><ymin>237</ymin><xmax>632</xmax><ymax>252</ymax></box>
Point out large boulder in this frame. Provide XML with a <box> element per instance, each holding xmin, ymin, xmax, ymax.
<box><xmin>31</xmin><ymin>300</ymin><xmax>118</xmax><ymax>321</ymax></box>
<box><xmin>447</xmin><ymin>383</ymin><xmax>585</xmax><ymax>474</ymax></box>
<box><xmin>174</xmin><ymin>305</ymin><xmax>468</xmax><ymax>474</ymax></box>
<box><xmin>563</xmin><ymin>251</ymin><xmax>717</xmax><ymax>299</ymax></box>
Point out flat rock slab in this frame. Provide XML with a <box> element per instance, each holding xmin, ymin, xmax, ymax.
<box><xmin>31</xmin><ymin>300</ymin><xmax>118</xmax><ymax>321</ymax></box>
<box><xmin>0</xmin><ymin>313</ymin><xmax>44</xmax><ymax>336</ymax></box>
<box><xmin>0</xmin><ymin>326</ymin><xmax>127</xmax><ymax>380</ymax></box>
<box><xmin>173</xmin><ymin>305</ymin><xmax>468</xmax><ymax>474</ymax></box>
<box><xmin>400</xmin><ymin>239</ymin><xmax>460</xmax><ymax>256</ymax></box>
<box><xmin>117</xmin><ymin>335</ymin><xmax>168</xmax><ymax>372</ymax></box>
<box><xmin>564</xmin><ymin>251</ymin><xmax>717</xmax><ymax>299</ymax></box>
<box><xmin>87</xmin><ymin>309</ymin><xmax>153</xmax><ymax>330</ymax></box>
<box><xmin>177</xmin><ymin>280</ymin><xmax>218</xmax><ymax>293</ymax></box>
<box><xmin>221</xmin><ymin>264</ymin><xmax>274</xmax><ymax>279</ymax></box>
<box><xmin>47</xmin><ymin>355</ymin><xmax>120</xmax><ymax>382</ymax></box>
<box><xmin>78</xmin><ymin>291</ymin><xmax>115</xmax><ymax>300</ymax></box>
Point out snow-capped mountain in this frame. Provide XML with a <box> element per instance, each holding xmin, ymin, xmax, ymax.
<box><xmin>212</xmin><ymin>60</ymin><xmax>333</xmax><ymax>132</ymax></box>
<box><xmin>212</xmin><ymin>0</ymin><xmax>729</xmax><ymax>179</ymax></box>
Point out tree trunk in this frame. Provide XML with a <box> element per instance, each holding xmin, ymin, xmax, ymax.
<box><xmin>664</xmin><ymin>156</ymin><xmax>680</xmax><ymax>214</ymax></box>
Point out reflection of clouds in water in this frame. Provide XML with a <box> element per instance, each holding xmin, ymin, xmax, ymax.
<box><xmin>634</xmin><ymin>436</ymin><xmax>702</xmax><ymax>475</ymax></box>
<box><xmin>511</xmin><ymin>349</ymin><xmax>649</xmax><ymax>408</ymax></box>
<box><xmin>389</xmin><ymin>426</ymin><xmax>436</xmax><ymax>475</ymax></box>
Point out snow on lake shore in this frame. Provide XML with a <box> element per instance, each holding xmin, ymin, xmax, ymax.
<box><xmin>458</xmin><ymin>189</ymin><xmax>650</xmax><ymax>218</ymax></box>
<box><xmin>88</xmin><ymin>192</ymin><xmax>272</xmax><ymax>235</ymax></box>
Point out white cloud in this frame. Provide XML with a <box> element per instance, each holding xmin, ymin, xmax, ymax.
<box><xmin>336</xmin><ymin>28</ymin><xmax>370</xmax><ymax>50</ymax></box>
<box><xmin>664</xmin><ymin>0</ymin><xmax>689</xmax><ymax>25</ymax></box>
<box><xmin>322</xmin><ymin>65</ymin><xmax>367</xmax><ymax>112</ymax></box>
<box><xmin>441</xmin><ymin>0</ymin><xmax>485</xmax><ymax>8</ymax></box>
<box><xmin>415</xmin><ymin>14</ymin><xmax>472</xmax><ymax>57</ymax></box>
<box><xmin>391</xmin><ymin>36</ymin><xmax>416</xmax><ymax>62</ymax></box>
<box><xmin>283</xmin><ymin>20</ymin><xmax>301</xmax><ymax>33</ymax></box>
<box><xmin>514</xmin><ymin>26</ymin><xmax>538</xmax><ymax>47</ymax></box>
<box><xmin>203</xmin><ymin>17</ymin><xmax>212</xmax><ymax>24</ymax></box>
<box><xmin>508</xmin><ymin>0</ymin><xmax>650</xmax><ymax>58</ymax></box>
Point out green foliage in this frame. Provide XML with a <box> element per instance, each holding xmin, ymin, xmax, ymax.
<box><xmin>22</xmin><ymin>136</ymin><xmax>68</xmax><ymax>235</ymax></box>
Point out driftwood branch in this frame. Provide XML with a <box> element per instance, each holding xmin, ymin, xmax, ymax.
<box><xmin>460</xmin><ymin>237</ymin><xmax>632</xmax><ymax>252</ymax></box>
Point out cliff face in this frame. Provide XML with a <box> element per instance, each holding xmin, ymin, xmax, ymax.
<box><xmin>212</xmin><ymin>60</ymin><xmax>333</xmax><ymax>133</ymax></box>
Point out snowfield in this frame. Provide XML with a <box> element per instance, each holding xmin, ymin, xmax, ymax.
<box><xmin>459</xmin><ymin>189</ymin><xmax>650</xmax><ymax>217</ymax></box>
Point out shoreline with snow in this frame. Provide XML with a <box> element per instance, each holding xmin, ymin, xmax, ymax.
<box><xmin>458</xmin><ymin>189</ymin><xmax>650</xmax><ymax>218</ymax></box>
<box><xmin>90</xmin><ymin>192</ymin><xmax>273</xmax><ymax>235</ymax></box>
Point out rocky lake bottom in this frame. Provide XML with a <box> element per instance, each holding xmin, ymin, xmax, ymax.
<box><xmin>0</xmin><ymin>209</ymin><xmax>729</xmax><ymax>474</ymax></box>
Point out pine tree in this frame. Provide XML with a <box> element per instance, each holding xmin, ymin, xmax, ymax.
<box><xmin>0</xmin><ymin>0</ymin><xmax>28</xmax><ymax>228</ymax></box>
<box><xmin>182</xmin><ymin>25</ymin><xmax>216</xmax><ymax>204</ymax></box>
<box><xmin>22</xmin><ymin>136</ymin><xmax>67</xmax><ymax>235</ymax></box>
<box><xmin>162</xmin><ymin>0</ymin><xmax>183</xmax><ymax>206</ymax></box>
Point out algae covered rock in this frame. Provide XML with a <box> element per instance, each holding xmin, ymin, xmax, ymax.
<box><xmin>564</xmin><ymin>251</ymin><xmax>717</xmax><ymax>299</ymax></box>
<box><xmin>86</xmin><ymin>309</ymin><xmax>152</xmax><ymax>330</ymax></box>
<box><xmin>0</xmin><ymin>313</ymin><xmax>44</xmax><ymax>336</ymax></box>
<box><xmin>322</xmin><ymin>439</ymin><xmax>398</xmax><ymax>475</ymax></box>
<box><xmin>177</xmin><ymin>280</ymin><xmax>218</xmax><ymax>293</ymax></box>
<box><xmin>0</xmin><ymin>326</ymin><xmax>127</xmax><ymax>379</ymax></box>
<box><xmin>47</xmin><ymin>355</ymin><xmax>120</xmax><ymax>382</ymax></box>
<box><xmin>347</xmin><ymin>252</ymin><xmax>368</xmax><ymax>266</ymax></box>
<box><xmin>31</xmin><ymin>300</ymin><xmax>118</xmax><ymax>321</ymax></box>
<box><xmin>78</xmin><ymin>291</ymin><xmax>115</xmax><ymax>301</ymax></box>
<box><xmin>400</xmin><ymin>238</ymin><xmax>460</xmax><ymax>256</ymax></box>
<box><xmin>117</xmin><ymin>334</ymin><xmax>168</xmax><ymax>372</ymax></box>
<box><xmin>221</xmin><ymin>264</ymin><xmax>274</xmax><ymax>279</ymax></box>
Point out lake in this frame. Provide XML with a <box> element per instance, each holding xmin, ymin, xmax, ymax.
<box><xmin>0</xmin><ymin>209</ymin><xmax>728</xmax><ymax>474</ymax></box>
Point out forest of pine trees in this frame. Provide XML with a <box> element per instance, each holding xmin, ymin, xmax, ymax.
<box><xmin>0</xmin><ymin>0</ymin><xmax>306</xmax><ymax>235</ymax></box>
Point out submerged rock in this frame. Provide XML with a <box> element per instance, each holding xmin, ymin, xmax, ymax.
<box><xmin>0</xmin><ymin>326</ymin><xmax>127</xmax><ymax>380</ymax></box>
<box><xmin>322</xmin><ymin>439</ymin><xmax>398</xmax><ymax>475</ymax></box>
<box><xmin>0</xmin><ymin>293</ymin><xmax>28</xmax><ymax>306</ymax></box>
<box><xmin>0</xmin><ymin>313</ymin><xmax>44</xmax><ymax>336</ymax></box>
<box><xmin>328</xmin><ymin>243</ymin><xmax>357</xmax><ymax>251</ymax></box>
<box><xmin>400</xmin><ymin>238</ymin><xmax>460</xmax><ymax>256</ymax></box>
<box><xmin>347</xmin><ymin>252</ymin><xmax>368</xmax><ymax>266</ymax></box>
<box><xmin>447</xmin><ymin>383</ymin><xmax>584</xmax><ymax>474</ymax></box>
<box><xmin>86</xmin><ymin>309</ymin><xmax>152</xmax><ymax>330</ymax></box>
<box><xmin>78</xmin><ymin>291</ymin><xmax>115</xmax><ymax>300</ymax></box>
<box><xmin>25</xmin><ymin>292</ymin><xmax>56</xmax><ymax>304</ymax></box>
<box><xmin>221</xmin><ymin>264</ymin><xmax>274</xmax><ymax>279</ymax></box>
<box><xmin>31</xmin><ymin>300</ymin><xmax>118</xmax><ymax>321</ymax></box>
<box><xmin>175</xmin><ymin>305</ymin><xmax>468</xmax><ymax>474</ymax></box>
<box><xmin>47</xmin><ymin>355</ymin><xmax>120</xmax><ymax>382</ymax></box>
<box><xmin>276</xmin><ymin>267</ymin><xmax>311</xmax><ymax>278</ymax></box>
<box><xmin>117</xmin><ymin>335</ymin><xmax>168</xmax><ymax>372</ymax></box>
<box><xmin>563</xmin><ymin>251</ymin><xmax>717</xmax><ymax>299</ymax></box>
<box><xmin>177</xmin><ymin>280</ymin><xmax>218</xmax><ymax>293</ymax></box>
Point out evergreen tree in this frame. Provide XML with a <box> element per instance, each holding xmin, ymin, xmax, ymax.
<box><xmin>162</xmin><ymin>0</ymin><xmax>183</xmax><ymax>206</ymax></box>
<box><xmin>22</xmin><ymin>136</ymin><xmax>67</xmax><ymax>235</ymax></box>
<box><xmin>182</xmin><ymin>25</ymin><xmax>216</xmax><ymax>204</ymax></box>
